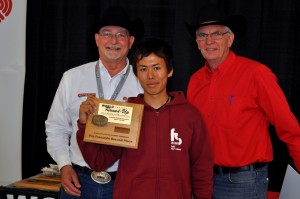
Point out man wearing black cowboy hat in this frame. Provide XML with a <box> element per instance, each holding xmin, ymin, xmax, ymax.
<box><xmin>45</xmin><ymin>5</ymin><xmax>144</xmax><ymax>199</ymax></box>
<box><xmin>185</xmin><ymin>4</ymin><xmax>300</xmax><ymax>199</ymax></box>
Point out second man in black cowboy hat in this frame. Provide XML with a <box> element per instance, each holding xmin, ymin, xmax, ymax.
<box><xmin>45</xmin><ymin>5</ymin><xmax>144</xmax><ymax>199</ymax></box>
<box><xmin>185</xmin><ymin>4</ymin><xmax>300</xmax><ymax>199</ymax></box>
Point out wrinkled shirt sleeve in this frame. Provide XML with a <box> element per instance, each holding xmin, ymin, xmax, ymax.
<box><xmin>45</xmin><ymin>74</ymin><xmax>73</xmax><ymax>170</ymax></box>
<box><xmin>255</xmin><ymin>68</ymin><xmax>300</xmax><ymax>171</ymax></box>
<box><xmin>76</xmin><ymin>122</ymin><xmax>122</xmax><ymax>171</ymax></box>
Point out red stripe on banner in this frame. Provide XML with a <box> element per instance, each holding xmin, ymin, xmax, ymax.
<box><xmin>3</xmin><ymin>0</ymin><xmax>10</xmax><ymax>15</ymax></box>
<box><xmin>4</xmin><ymin>0</ymin><xmax>8</xmax><ymax>12</ymax></box>
<box><xmin>0</xmin><ymin>0</ymin><xmax>12</xmax><ymax>22</ymax></box>
<box><xmin>6</xmin><ymin>0</ymin><xmax>12</xmax><ymax>16</ymax></box>
<box><xmin>1</xmin><ymin>0</ymin><xmax>7</xmax><ymax>13</ymax></box>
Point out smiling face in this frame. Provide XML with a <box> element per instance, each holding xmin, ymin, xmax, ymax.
<box><xmin>196</xmin><ymin>24</ymin><xmax>234</xmax><ymax>70</ymax></box>
<box><xmin>95</xmin><ymin>26</ymin><xmax>134</xmax><ymax>64</ymax></box>
<box><xmin>136</xmin><ymin>53</ymin><xmax>173</xmax><ymax>98</ymax></box>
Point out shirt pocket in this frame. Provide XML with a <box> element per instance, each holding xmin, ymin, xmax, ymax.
<box><xmin>218</xmin><ymin>96</ymin><xmax>259</xmax><ymax>130</ymax></box>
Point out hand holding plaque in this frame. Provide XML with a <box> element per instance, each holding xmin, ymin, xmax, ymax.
<box><xmin>84</xmin><ymin>98</ymin><xmax>144</xmax><ymax>149</ymax></box>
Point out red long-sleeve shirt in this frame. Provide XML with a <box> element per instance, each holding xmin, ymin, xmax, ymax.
<box><xmin>187</xmin><ymin>51</ymin><xmax>300</xmax><ymax>171</ymax></box>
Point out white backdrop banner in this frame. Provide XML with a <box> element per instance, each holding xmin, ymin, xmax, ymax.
<box><xmin>0</xmin><ymin>0</ymin><xmax>26</xmax><ymax>185</ymax></box>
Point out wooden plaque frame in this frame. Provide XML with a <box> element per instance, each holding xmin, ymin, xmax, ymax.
<box><xmin>84</xmin><ymin>98</ymin><xmax>144</xmax><ymax>149</ymax></box>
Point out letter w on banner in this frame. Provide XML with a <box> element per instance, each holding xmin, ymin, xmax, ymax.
<box><xmin>0</xmin><ymin>0</ymin><xmax>26</xmax><ymax>185</ymax></box>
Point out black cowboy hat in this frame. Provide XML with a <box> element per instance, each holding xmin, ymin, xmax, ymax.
<box><xmin>185</xmin><ymin>4</ymin><xmax>247</xmax><ymax>39</ymax></box>
<box><xmin>96</xmin><ymin>5</ymin><xmax>144</xmax><ymax>40</ymax></box>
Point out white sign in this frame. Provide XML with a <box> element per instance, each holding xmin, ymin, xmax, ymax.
<box><xmin>279</xmin><ymin>164</ymin><xmax>300</xmax><ymax>199</ymax></box>
<box><xmin>0</xmin><ymin>0</ymin><xmax>27</xmax><ymax>185</ymax></box>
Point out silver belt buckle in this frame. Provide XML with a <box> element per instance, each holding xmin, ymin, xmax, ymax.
<box><xmin>91</xmin><ymin>171</ymin><xmax>111</xmax><ymax>184</ymax></box>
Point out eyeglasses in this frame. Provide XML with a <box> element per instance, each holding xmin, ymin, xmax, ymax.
<box><xmin>196</xmin><ymin>31</ymin><xmax>230</xmax><ymax>41</ymax></box>
<box><xmin>99</xmin><ymin>31</ymin><xmax>130</xmax><ymax>40</ymax></box>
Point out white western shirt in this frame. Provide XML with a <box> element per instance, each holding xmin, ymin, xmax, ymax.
<box><xmin>45</xmin><ymin>59</ymin><xmax>143</xmax><ymax>172</ymax></box>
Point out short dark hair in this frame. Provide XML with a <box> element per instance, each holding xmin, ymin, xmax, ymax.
<box><xmin>132</xmin><ymin>37</ymin><xmax>173</xmax><ymax>76</ymax></box>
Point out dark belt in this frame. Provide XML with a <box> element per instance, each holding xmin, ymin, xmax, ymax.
<box><xmin>214</xmin><ymin>162</ymin><xmax>267</xmax><ymax>174</ymax></box>
<box><xmin>72</xmin><ymin>164</ymin><xmax>117</xmax><ymax>180</ymax></box>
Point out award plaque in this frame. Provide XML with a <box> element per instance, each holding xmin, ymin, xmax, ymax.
<box><xmin>84</xmin><ymin>98</ymin><xmax>144</xmax><ymax>149</ymax></box>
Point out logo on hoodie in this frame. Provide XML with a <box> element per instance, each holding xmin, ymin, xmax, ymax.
<box><xmin>170</xmin><ymin>128</ymin><xmax>182</xmax><ymax>151</ymax></box>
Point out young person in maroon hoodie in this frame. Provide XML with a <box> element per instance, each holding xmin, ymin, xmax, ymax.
<box><xmin>77</xmin><ymin>37</ymin><xmax>214</xmax><ymax>199</ymax></box>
